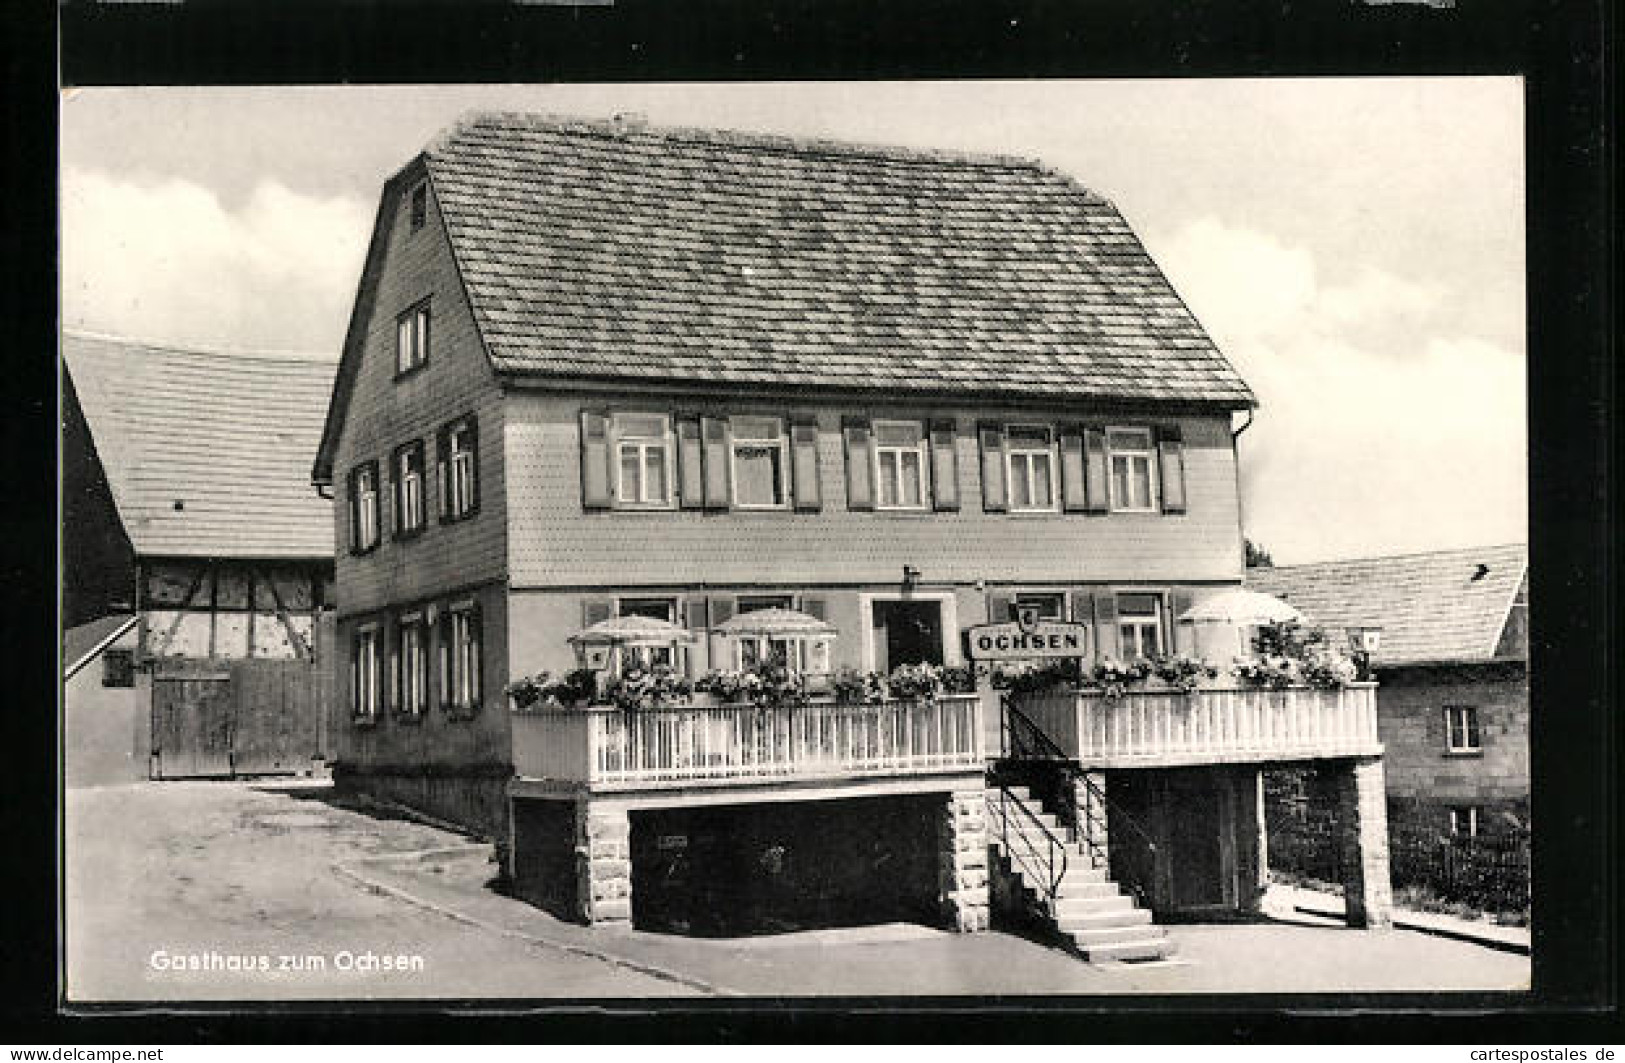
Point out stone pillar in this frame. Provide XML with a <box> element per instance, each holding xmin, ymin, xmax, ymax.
<box><xmin>574</xmin><ymin>801</ymin><xmax>632</xmax><ymax>927</ymax></box>
<box><xmin>1334</xmin><ymin>756</ymin><xmax>1395</xmax><ymax>930</ymax></box>
<box><xmin>938</xmin><ymin>789</ymin><xmax>990</xmax><ymax>932</ymax></box>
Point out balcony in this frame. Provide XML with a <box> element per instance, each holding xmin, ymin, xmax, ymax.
<box><xmin>1011</xmin><ymin>682</ymin><xmax>1380</xmax><ymax>769</ymax></box>
<box><xmin>511</xmin><ymin>693</ymin><xmax>985</xmax><ymax>792</ymax></box>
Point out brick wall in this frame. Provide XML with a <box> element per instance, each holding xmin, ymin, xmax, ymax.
<box><xmin>502</xmin><ymin>392</ymin><xmax>1244</xmax><ymax>588</ymax></box>
<box><xmin>331</xmin><ymin>166</ymin><xmax>507</xmax><ymax>618</ymax></box>
<box><xmin>1374</xmin><ymin>662</ymin><xmax>1529</xmax><ymax>831</ymax></box>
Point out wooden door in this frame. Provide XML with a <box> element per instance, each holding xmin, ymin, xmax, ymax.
<box><xmin>151</xmin><ymin>667</ymin><xmax>233</xmax><ymax>778</ymax></box>
<box><xmin>228</xmin><ymin>659</ymin><xmax>318</xmax><ymax>775</ymax></box>
<box><xmin>1165</xmin><ymin>771</ymin><xmax>1230</xmax><ymax>910</ymax></box>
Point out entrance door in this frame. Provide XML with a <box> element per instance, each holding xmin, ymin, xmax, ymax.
<box><xmin>870</xmin><ymin>600</ymin><xmax>944</xmax><ymax>672</ymax></box>
<box><xmin>151</xmin><ymin>667</ymin><xmax>234</xmax><ymax>778</ymax></box>
<box><xmin>1165</xmin><ymin>772</ymin><xmax>1229</xmax><ymax>910</ymax></box>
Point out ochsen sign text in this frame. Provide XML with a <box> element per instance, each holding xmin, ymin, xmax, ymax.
<box><xmin>966</xmin><ymin>621</ymin><xmax>1091</xmax><ymax>660</ymax></box>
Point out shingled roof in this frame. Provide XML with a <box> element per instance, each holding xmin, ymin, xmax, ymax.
<box><xmin>1245</xmin><ymin>544</ymin><xmax>1527</xmax><ymax>667</ymax></box>
<box><xmin>63</xmin><ymin>331</ymin><xmax>337</xmax><ymax>559</ymax></box>
<box><xmin>424</xmin><ymin>112</ymin><xmax>1254</xmax><ymax>404</ymax></box>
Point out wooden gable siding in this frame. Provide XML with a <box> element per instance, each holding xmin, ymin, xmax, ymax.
<box><xmin>502</xmin><ymin>394</ymin><xmax>1243</xmax><ymax>587</ymax></box>
<box><xmin>62</xmin><ymin>371</ymin><xmax>137</xmax><ymax>627</ymax></box>
<box><xmin>332</xmin><ymin>170</ymin><xmax>506</xmax><ymax>616</ymax></box>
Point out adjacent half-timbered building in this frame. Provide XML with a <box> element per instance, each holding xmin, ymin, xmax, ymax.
<box><xmin>62</xmin><ymin>331</ymin><xmax>338</xmax><ymax>781</ymax></box>
<box><xmin>312</xmin><ymin>113</ymin><xmax>1396</xmax><ymax>949</ymax></box>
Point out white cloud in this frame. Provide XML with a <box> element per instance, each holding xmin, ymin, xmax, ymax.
<box><xmin>1152</xmin><ymin>217</ymin><xmax>1526</xmax><ymax>563</ymax></box>
<box><xmin>60</xmin><ymin>168</ymin><xmax>370</xmax><ymax>353</ymax></box>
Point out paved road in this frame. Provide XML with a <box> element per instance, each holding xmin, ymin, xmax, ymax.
<box><xmin>64</xmin><ymin>780</ymin><xmax>1530</xmax><ymax>1001</ymax></box>
<box><xmin>64</xmin><ymin>781</ymin><xmax>697</xmax><ymax>1000</ymax></box>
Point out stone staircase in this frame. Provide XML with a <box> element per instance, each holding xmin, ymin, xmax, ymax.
<box><xmin>986</xmin><ymin>785</ymin><xmax>1176</xmax><ymax>963</ymax></box>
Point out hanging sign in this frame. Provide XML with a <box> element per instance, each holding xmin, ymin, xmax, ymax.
<box><xmin>965</xmin><ymin>606</ymin><xmax>1091</xmax><ymax>660</ymax></box>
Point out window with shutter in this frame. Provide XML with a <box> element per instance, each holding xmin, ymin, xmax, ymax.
<box><xmin>985</xmin><ymin>591</ymin><xmax>1015</xmax><ymax>624</ymax></box>
<box><xmin>790</xmin><ymin>417</ymin><xmax>822</xmax><ymax>511</ymax></box>
<box><xmin>978</xmin><ymin>423</ymin><xmax>1007</xmax><ymax>512</ymax></box>
<box><xmin>350</xmin><ymin>462</ymin><xmax>380</xmax><ymax>554</ymax></box>
<box><xmin>579</xmin><ymin>410</ymin><xmax>611</xmax><ymax>510</ymax></box>
<box><xmin>676</xmin><ymin>416</ymin><xmax>705</xmax><ymax>509</ymax></box>
<box><xmin>1107</xmin><ymin>427</ymin><xmax>1159</xmax><ymax>512</ymax></box>
<box><xmin>582</xmin><ymin>598</ymin><xmax>614</xmax><ymax>629</ymax></box>
<box><xmin>842</xmin><ymin>418</ymin><xmax>874</xmax><ymax>511</ymax></box>
<box><xmin>1156</xmin><ymin>425</ymin><xmax>1187</xmax><ymax>514</ymax></box>
<box><xmin>928</xmin><ymin>419</ymin><xmax>958</xmax><ymax>511</ymax></box>
<box><xmin>611</xmin><ymin>412</ymin><xmax>675</xmax><ymax>508</ymax></box>
<box><xmin>1068</xmin><ymin>590</ymin><xmax>1095</xmax><ymax>627</ymax></box>
<box><xmin>1005</xmin><ymin>425</ymin><xmax>1058</xmax><ymax>512</ymax></box>
<box><xmin>446</xmin><ymin>603</ymin><xmax>482</xmax><ymax>714</ymax></box>
<box><xmin>730</xmin><ymin>416</ymin><xmax>790</xmax><ymax>509</ymax></box>
<box><xmin>701</xmin><ymin>417</ymin><xmax>730</xmax><ymax>509</ymax></box>
<box><xmin>442</xmin><ymin>415</ymin><xmax>479</xmax><ymax>520</ymax></box>
<box><xmin>872</xmin><ymin>421</ymin><xmax>930</xmax><ymax>510</ymax></box>
<box><xmin>392</xmin><ymin>440</ymin><xmax>426</xmax><ymax>537</ymax></box>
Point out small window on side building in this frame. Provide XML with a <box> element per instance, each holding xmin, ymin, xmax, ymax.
<box><xmin>409</xmin><ymin>183</ymin><xmax>427</xmax><ymax>232</ymax></box>
<box><xmin>1444</xmin><ymin>705</ymin><xmax>1482</xmax><ymax>753</ymax></box>
<box><xmin>1449</xmin><ymin>806</ymin><xmax>1479</xmax><ymax>838</ymax></box>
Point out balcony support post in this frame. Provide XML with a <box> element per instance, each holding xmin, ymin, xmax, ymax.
<box><xmin>938</xmin><ymin>788</ymin><xmax>990</xmax><ymax>932</ymax></box>
<box><xmin>574</xmin><ymin>800</ymin><xmax>633</xmax><ymax>926</ymax></box>
<box><xmin>1333</xmin><ymin>755</ymin><xmax>1395</xmax><ymax>930</ymax></box>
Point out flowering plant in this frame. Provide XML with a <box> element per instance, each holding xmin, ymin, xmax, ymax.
<box><xmin>992</xmin><ymin>657</ymin><xmax>1089</xmax><ymax>695</ymax></box>
<box><xmin>695</xmin><ymin>657</ymin><xmax>807</xmax><ymax>710</ymax></box>
<box><xmin>1235</xmin><ymin>621</ymin><xmax>1357</xmax><ymax>691</ymax></box>
<box><xmin>830</xmin><ymin>666</ymin><xmax>887</xmax><ymax>706</ymax></box>
<box><xmin>602</xmin><ymin>664</ymin><xmax>693</xmax><ymax>710</ymax></box>
<box><xmin>505</xmin><ymin>672</ymin><xmax>552</xmax><ymax>710</ymax></box>
<box><xmin>886</xmin><ymin>662</ymin><xmax>944</xmax><ymax>702</ymax></box>
<box><xmin>939</xmin><ymin>665</ymin><xmax>978</xmax><ymax>695</ymax></box>
<box><xmin>1149</xmin><ymin>653</ymin><xmax>1220</xmax><ymax>694</ymax></box>
<box><xmin>541</xmin><ymin>667</ymin><xmax>599</xmax><ymax>706</ymax></box>
<box><xmin>1090</xmin><ymin>657</ymin><xmax>1155</xmax><ymax>698</ymax></box>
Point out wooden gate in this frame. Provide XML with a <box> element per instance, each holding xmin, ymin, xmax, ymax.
<box><xmin>151</xmin><ymin>658</ymin><xmax>324</xmax><ymax>779</ymax></box>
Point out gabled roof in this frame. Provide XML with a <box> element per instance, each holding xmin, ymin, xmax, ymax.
<box><xmin>62</xmin><ymin>613</ymin><xmax>137</xmax><ymax>679</ymax></box>
<box><xmin>63</xmin><ymin>331</ymin><xmax>337</xmax><ymax>559</ymax></box>
<box><xmin>315</xmin><ymin>112</ymin><xmax>1255</xmax><ymax>482</ymax></box>
<box><xmin>1245</xmin><ymin>544</ymin><xmax>1528</xmax><ymax>667</ymax></box>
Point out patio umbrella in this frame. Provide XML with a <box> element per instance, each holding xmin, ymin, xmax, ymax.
<box><xmin>568</xmin><ymin>614</ymin><xmax>700</xmax><ymax>647</ymax></box>
<box><xmin>714</xmin><ymin>607</ymin><xmax>838</xmax><ymax>637</ymax></box>
<box><xmin>1176</xmin><ymin>589</ymin><xmax>1303</xmax><ymax>626</ymax></box>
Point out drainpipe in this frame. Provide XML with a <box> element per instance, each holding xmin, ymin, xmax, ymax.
<box><xmin>1232</xmin><ymin>408</ymin><xmax>1256</xmax><ymax>577</ymax></box>
<box><xmin>1231</xmin><ymin>407</ymin><xmax>1255</xmax><ymax>441</ymax></box>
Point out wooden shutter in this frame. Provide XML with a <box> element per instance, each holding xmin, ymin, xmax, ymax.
<box><xmin>707</xmin><ymin>594</ymin><xmax>736</xmax><ymax>669</ymax></box>
<box><xmin>929</xmin><ymin>419</ymin><xmax>959</xmax><ymax>511</ymax></box>
<box><xmin>801</xmin><ymin>596</ymin><xmax>828</xmax><ymax>622</ymax></box>
<box><xmin>841</xmin><ymin>417</ymin><xmax>874</xmax><ymax>511</ymax></box>
<box><xmin>790</xmin><ymin>417</ymin><xmax>822</xmax><ymax>512</ymax></box>
<box><xmin>676</xmin><ymin>415</ymin><xmax>705</xmax><ymax>509</ymax></box>
<box><xmin>978</xmin><ymin>423</ymin><xmax>1007</xmax><ymax>512</ymax></box>
<box><xmin>986</xmin><ymin>591</ymin><xmax>1016</xmax><ymax>624</ymax></box>
<box><xmin>467</xmin><ymin>602</ymin><xmax>484</xmax><ymax>709</ymax></box>
<box><xmin>1059</xmin><ymin>424</ymin><xmax>1089</xmax><ymax>512</ymax></box>
<box><xmin>1157</xmin><ymin>425</ymin><xmax>1187</xmax><ymax>514</ymax></box>
<box><xmin>1083</xmin><ymin>426</ymin><xmax>1110</xmax><ymax>513</ymax></box>
<box><xmin>1093</xmin><ymin>592</ymin><xmax>1120</xmax><ymax>660</ymax></box>
<box><xmin>707</xmin><ymin>595</ymin><xmax>735</xmax><ymax>626</ymax></box>
<box><xmin>701</xmin><ymin>416</ymin><xmax>730</xmax><ymax>509</ymax></box>
<box><xmin>581</xmin><ymin>598</ymin><xmax>614</xmax><ymax>629</ymax></box>
<box><xmin>346</xmin><ymin>468</ymin><xmax>360</xmax><ymax>552</ymax></box>
<box><xmin>579</xmin><ymin>409</ymin><xmax>611</xmax><ymax>510</ymax></box>
<box><xmin>435</xmin><ymin>427</ymin><xmax>450</xmax><ymax>522</ymax></box>
<box><xmin>684</xmin><ymin>598</ymin><xmax>709</xmax><ymax>630</ymax></box>
<box><xmin>1169</xmin><ymin>588</ymin><xmax>1196</xmax><ymax>654</ymax></box>
<box><xmin>1068</xmin><ymin>590</ymin><xmax>1096</xmax><ymax>626</ymax></box>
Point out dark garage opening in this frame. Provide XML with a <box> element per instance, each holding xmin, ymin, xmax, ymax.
<box><xmin>630</xmin><ymin>793</ymin><xmax>942</xmax><ymax>937</ymax></box>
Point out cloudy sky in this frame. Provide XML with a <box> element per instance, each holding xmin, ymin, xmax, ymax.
<box><xmin>59</xmin><ymin>80</ymin><xmax>1525</xmax><ymax>565</ymax></box>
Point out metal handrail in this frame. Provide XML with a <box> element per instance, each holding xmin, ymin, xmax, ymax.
<box><xmin>985</xmin><ymin>784</ymin><xmax>1069</xmax><ymax>905</ymax></box>
<box><xmin>1003</xmin><ymin>695</ymin><xmax>1071</xmax><ymax>762</ymax></box>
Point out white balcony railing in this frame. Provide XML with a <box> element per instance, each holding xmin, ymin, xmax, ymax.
<box><xmin>512</xmin><ymin>693</ymin><xmax>984</xmax><ymax>790</ymax></box>
<box><xmin>1013</xmin><ymin>683</ymin><xmax>1380</xmax><ymax>768</ymax></box>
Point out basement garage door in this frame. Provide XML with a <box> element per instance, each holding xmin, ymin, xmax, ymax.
<box><xmin>630</xmin><ymin>794</ymin><xmax>942</xmax><ymax>937</ymax></box>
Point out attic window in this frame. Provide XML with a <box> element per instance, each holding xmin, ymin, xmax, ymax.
<box><xmin>409</xmin><ymin>183</ymin><xmax>427</xmax><ymax>232</ymax></box>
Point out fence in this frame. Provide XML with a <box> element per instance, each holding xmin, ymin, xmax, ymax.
<box><xmin>1265</xmin><ymin>802</ymin><xmax>1530</xmax><ymax>915</ymax></box>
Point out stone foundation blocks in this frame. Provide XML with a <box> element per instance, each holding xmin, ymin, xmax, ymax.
<box><xmin>938</xmin><ymin>789</ymin><xmax>991</xmax><ymax>933</ymax></box>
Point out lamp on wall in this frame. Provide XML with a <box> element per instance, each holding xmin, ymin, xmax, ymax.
<box><xmin>1347</xmin><ymin>625</ymin><xmax>1383</xmax><ymax>680</ymax></box>
<box><xmin>902</xmin><ymin>565</ymin><xmax>921</xmax><ymax>590</ymax></box>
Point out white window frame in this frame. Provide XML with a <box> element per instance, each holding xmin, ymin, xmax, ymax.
<box><xmin>728</xmin><ymin>416</ymin><xmax>790</xmax><ymax>510</ymax></box>
<box><xmin>396</xmin><ymin>302</ymin><xmax>430</xmax><ymax>375</ymax></box>
<box><xmin>1106</xmin><ymin>426</ymin><xmax>1159</xmax><ymax>513</ymax></box>
<box><xmin>612</xmin><ymin>413</ymin><xmax>676</xmax><ymax>509</ymax></box>
<box><xmin>857</xmin><ymin>591</ymin><xmax>962</xmax><ymax>673</ymax></box>
<box><xmin>731</xmin><ymin>594</ymin><xmax>801</xmax><ymax>669</ymax></box>
<box><xmin>447</xmin><ymin>603</ymin><xmax>482</xmax><ymax>711</ymax></box>
<box><xmin>1444</xmin><ymin>705</ymin><xmax>1482</xmax><ymax>753</ymax></box>
<box><xmin>396</xmin><ymin>613</ymin><xmax>427</xmax><ymax>716</ymax></box>
<box><xmin>354</xmin><ymin>464</ymin><xmax>379</xmax><ymax>552</ymax></box>
<box><xmin>1005</xmin><ymin>424</ymin><xmax>1059</xmax><ymax>513</ymax></box>
<box><xmin>395</xmin><ymin>442</ymin><xmax>425</xmax><ymax>535</ymax></box>
<box><xmin>872</xmin><ymin>420</ymin><xmax>931</xmax><ymax>511</ymax></box>
<box><xmin>353</xmin><ymin>624</ymin><xmax>380</xmax><ymax>720</ymax></box>
<box><xmin>1449</xmin><ymin>806</ymin><xmax>1479</xmax><ymax>838</ymax></box>
<box><xmin>1117</xmin><ymin>592</ymin><xmax>1165</xmax><ymax>660</ymax></box>
<box><xmin>447</xmin><ymin>420</ymin><xmax>477</xmax><ymax>519</ymax></box>
<box><xmin>616</xmin><ymin>596</ymin><xmax>685</xmax><ymax>671</ymax></box>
